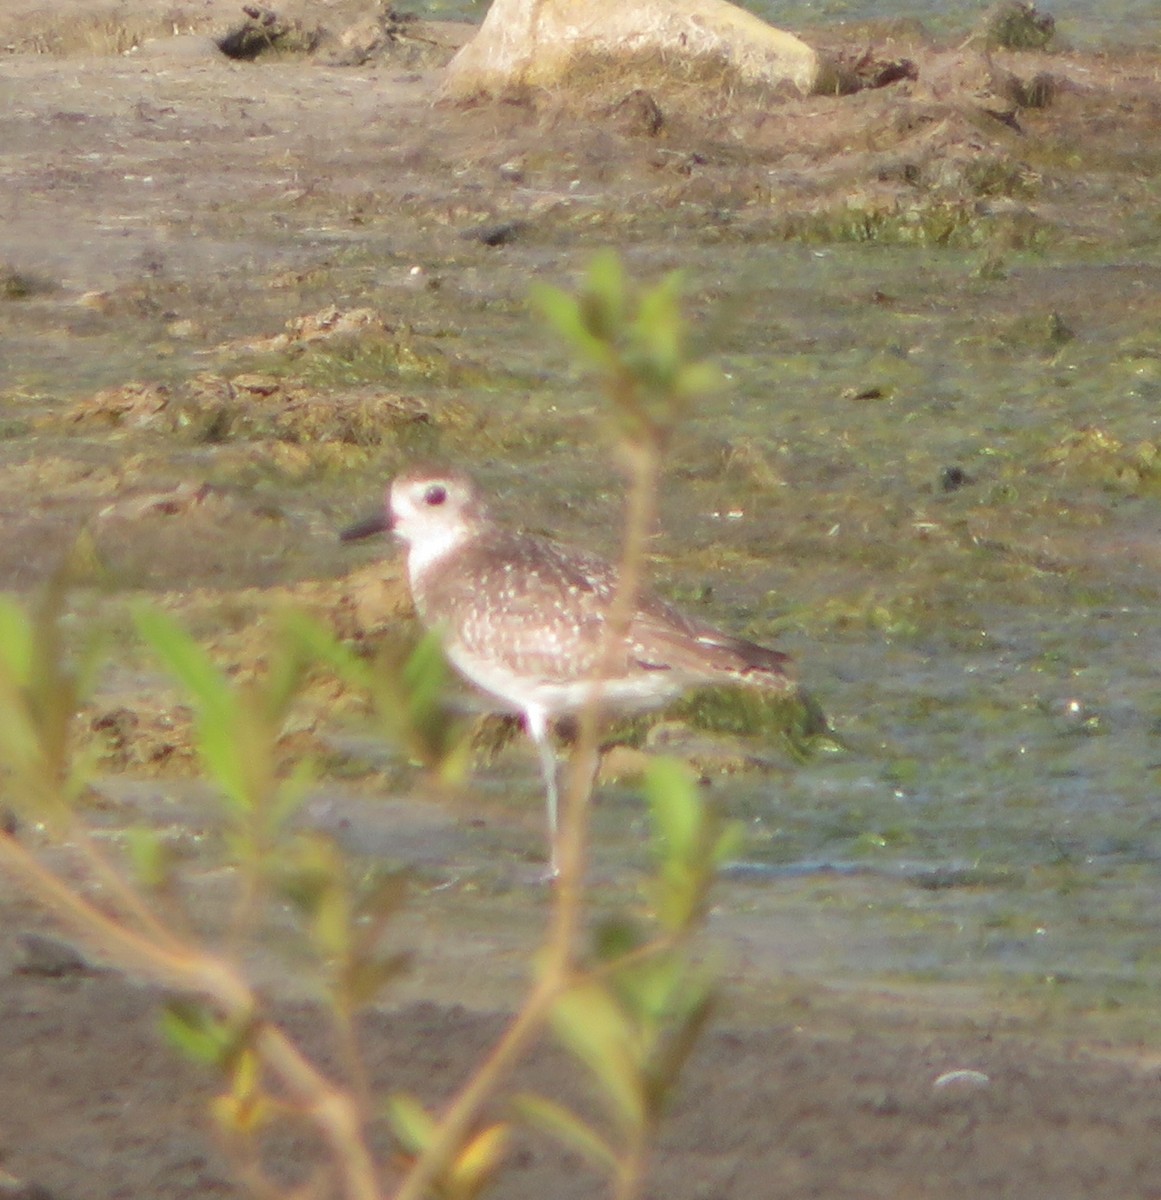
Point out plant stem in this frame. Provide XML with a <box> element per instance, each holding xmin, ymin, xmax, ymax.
<box><xmin>0</xmin><ymin>830</ymin><xmax>382</xmax><ymax>1200</ymax></box>
<box><xmin>396</xmin><ymin>439</ymin><xmax>663</xmax><ymax>1200</ymax></box>
<box><xmin>253</xmin><ymin>1023</ymin><xmax>382</xmax><ymax>1200</ymax></box>
<box><xmin>613</xmin><ymin>1127</ymin><xmax>650</xmax><ymax>1200</ymax></box>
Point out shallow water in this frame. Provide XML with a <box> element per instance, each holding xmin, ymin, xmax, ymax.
<box><xmin>345</xmin><ymin>239</ymin><xmax>1161</xmax><ymax>1011</ymax></box>
<box><xmin>752</xmin><ymin>0</ymin><xmax>1161</xmax><ymax>47</ymax></box>
<box><xmin>413</xmin><ymin>0</ymin><xmax>1161</xmax><ymax>49</ymax></box>
<box><xmin>600</xmin><ymin>247</ymin><xmax>1161</xmax><ymax>1002</ymax></box>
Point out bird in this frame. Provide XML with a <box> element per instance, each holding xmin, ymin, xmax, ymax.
<box><xmin>341</xmin><ymin>465</ymin><xmax>794</xmax><ymax>874</ymax></box>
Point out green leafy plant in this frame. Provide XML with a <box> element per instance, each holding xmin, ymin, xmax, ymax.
<box><xmin>302</xmin><ymin>617</ymin><xmax>472</xmax><ymax>783</ymax></box>
<box><xmin>517</xmin><ymin>760</ymin><xmax>741</xmax><ymax>1198</ymax></box>
<box><xmin>390</xmin><ymin>252</ymin><xmax>731</xmax><ymax>1200</ymax></box>
<box><xmin>135</xmin><ymin>607</ymin><xmax>314</xmax><ymax>886</ymax></box>
<box><xmin>0</xmin><ymin>573</ymin><xmax>99</xmax><ymax>830</ymax></box>
<box><xmin>533</xmin><ymin>248</ymin><xmax>721</xmax><ymax>458</ymax></box>
<box><xmin>0</xmin><ymin>251</ymin><xmax>739</xmax><ymax>1200</ymax></box>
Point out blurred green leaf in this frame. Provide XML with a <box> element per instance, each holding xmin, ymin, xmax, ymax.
<box><xmin>674</xmin><ymin>359</ymin><xmax>724</xmax><ymax>399</ymax></box>
<box><xmin>136</xmin><ymin>608</ymin><xmax>250</xmax><ymax>811</ymax></box>
<box><xmin>260</xmin><ymin>614</ymin><xmax>314</xmax><ymax>727</ymax></box>
<box><xmin>280</xmin><ymin>610</ymin><xmax>376</xmax><ymax>701</ymax></box>
<box><xmin>387</xmin><ymin>1092</ymin><xmax>437</xmax><ymax>1156</ymax></box>
<box><xmin>341</xmin><ymin>950</ymin><xmax>413</xmax><ymax>1008</ymax></box>
<box><xmin>0</xmin><ymin>582</ymin><xmax>95</xmax><ymax>824</ymax></box>
<box><xmin>274</xmin><ymin>834</ymin><xmax>335</xmax><ymax>905</ymax></box>
<box><xmin>642</xmin><ymin>987</ymin><xmax>717</xmax><ymax>1113</ymax></box>
<box><xmin>513</xmin><ymin>1093</ymin><xmax>618</xmax><ymax>1172</ymax></box>
<box><xmin>531</xmin><ymin>283</ymin><xmax>611</xmax><ymax>369</ymax></box>
<box><xmin>302</xmin><ymin>615</ymin><xmax>472</xmax><ymax>775</ymax></box>
<box><xmin>402</xmin><ymin>628</ymin><xmax>451</xmax><ymax>729</ymax></box>
<box><xmin>161</xmin><ymin>998</ymin><xmax>251</xmax><ymax>1068</ymax></box>
<box><xmin>712</xmin><ymin>819</ymin><xmax>745</xmax><ymax>868</ymax></box>
<box><xmin>210</xmin><ymin>1047</ymin><xmax>272</xmax><ymax>1136</ymax></box>
<box><xmin>582</xmin><ymin>247</ymin><xmax>627</xmax><ymax>343</ymax></box>
<box><xmin>644</xmin><ymin>758</ymin><xmax>700</xmax><ymax>860</ymax></box>
<box><xmin>135</xmin><ymin>607</ymin><xmax>235</xmax><ymax>722</ymax></box>
<box><xmin>535</xmin><ymin>251</ymin><xmax>719</xmax><ymax>459</ymax></box>
<box><xmin>609</xmin><ymin>951</ymin><xmax>684</xmax><ymax>1026</ymax></box>
<box><xmin>0</xmin><ymin>598</ymin><xmax>34</xmax><ymax>684</ymax></box>
<box><xmin>274</xmin><ymin>834</ymin><xmax>350</xmax><ymax>955</ymax></box>
<box><xmin>137</xmin><ymin>608</ymin><xmax>320</xmax><ymax>855</ymax></box>
<box><xmin>449</xmin><ymin>1122</ymin><xmax>511</xmax><ymax>1199</ymax></box>
<box><xmin>642</xmin><ymin>756</ymin><xmax>742</xmax><ymax>932</ymax></box>
<box><xmin>270</xmin><ymin>754</ymin><xmax>315</xmax><ymax>828</ymax></box>
<box><xmin>0</xmin><ymin>662</ymin><xmax>48</xmax><ymax>790</ymax></box>
<box><xmin>551</xmin><ymin>981</ymin><xmax>644</xmax><ymax>1134</ymax></box>
<box><xmin>362</xmin><ymin>630</ymin><xmax>469</xmax><ymax>782</ymax></box>
<box><xmin>592</xmin><ymin>914</ymin><xmax>649</xmax><ymax>963</ymax></box>
<box><xmin>125</xmin><ymin>826</ymin><xmax>174</xmax><ymax>890</ymax></box>
<box><xmin>275</xmin><ymin>839</ymin><xmax>411</xmax><ymax>1005</ymax></box>
<box><xmin>633</xmin><ymin>270</ymin><xmax>683</xmax><ymax>377</ymax></box>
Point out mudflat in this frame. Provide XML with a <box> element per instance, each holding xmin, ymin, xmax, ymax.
<box><xmin>4</xmin><ymin>2</ymin><xmax>1161</xmax><ymax>1196</ymax></box>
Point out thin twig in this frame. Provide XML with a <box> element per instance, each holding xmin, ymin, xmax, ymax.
<box><xmin>396</xmin><ymin>438</ymin><xmax>663</xmax><ymax>1200</ymax></box>
<box><xmin>0</xmin><ymin>830</ymin><xmax>382</xmax><ymax>1200</ymax></box>
<box><xmin>72</xmin><ymin>826</ymin><xmax>194</xmax><ymax>953</ymax></box>
<box><xmin>0</xmin><ymin>830</ymin><xmax>250</xmax><ymax>1006</ymax></box>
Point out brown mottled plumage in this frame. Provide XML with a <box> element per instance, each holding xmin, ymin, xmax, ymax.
<box><xmin>342</xmin><ymin>466</ymin><xmax>793</xmax><ymax>872</ymax></box>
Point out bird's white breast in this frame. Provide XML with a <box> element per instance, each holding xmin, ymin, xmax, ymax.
<box><xmin>405</xmin><ymin>525</ymin><xmax>474</xmax><ymax>593</ymax></box>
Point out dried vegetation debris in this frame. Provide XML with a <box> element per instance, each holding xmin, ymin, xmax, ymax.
<box><xmin>823</xmin><ymin>46</ymin><xmax>920</xmax><ymax>95</ymax></box>
<box><xmin>982</xmin><ymin>0</ymin><xmax>1056</xmax><ymax>51</ymax></box>
<box><xmin>715</xmin><ymin>37</ymin><xmax>1086</xmax><ymax>247</ymax></box>
<box><xmin>0</xmin><ymin>264</ymin><xmax>56</xmax><ymax>299</ymax></box>
<box><xmin>60</xmin><ymin>306</ymin><xmax>440</xmax><ymax>446</ymax></box>
<box><xmin>63</xmin><ymin>375</ymin><xmax>431</xmax><ymax>447</ymax></box>
<box><xmin>0</xmin><ymin>0</ymin><xmax>468</xmax><ymax>63</ymax></box>
<box><xmin>232</xmin><ymin>304</ymin><xmax>398</xmax><ymax>354</ymax></box>
<box><xmin>213</xmin><ymin>2</ymin><xmax>467</xmax><ymax>67</ymax></box>
<box><xmin>465</xmin><ymin>23</ymin><xmax>1073</xmax><ymax>247</ymax></box>
<box><xmin>82</xmin><ymin>570</ymin><xmax>414</xmax><ymax>779</ymax></box>
<box><xmin>495</xmin><ymin>38</ymin><xmax>918</xmax><ymax>128</ymax></box>
<box><xmin>95</xmin><ymin>480</ymin><xmax>229</xmax><ymax>522</ymax></box>
<box><xmin>85</xmin><ymin>690</ymin><xmax>335</xmax><ymax>779</ymax></box>
<box><xmin>0</xmin><ymin>0</ymin><xmax>1122</xmax><ymax>262</ymax></box>
<box><xmin>2</xmin><ymin>2</ymin><xmax>1153</xmax><ymax>786</ymax></box>
<box><xmin>214</xmin><ymin>3</ymin><xmax>326</xmax><ymax>60</ymax></box>
<box><xmin>436</xmin><ymin>2</ymin><xmax>1054</xmax><ymax>120</ymax></box>
<box><xmin>914</xmin><ymin>45</ymin><xmax>1062</xmax><ymax>127</ymax></box>
<box><xmin>1044</xmin><ymin>426</ymin><xmax>1161</xmax><ymax>493</ymax></box>
<box><xmin>332</xmin><ymin>563</ymin><xmax>414</xmax><ymax>641</ymax></box>
<box><xmin>327</xmin><ymin>5</ymin><xmax>462</xmax><ymax>67</ymax></box>
<box><xmin>221</xmin><ymin>304</ymin><xmax>461</xmax><ymax>389</ymax></box>
<box><xmin>87</xmin><ymin>702</ymin><xmax>199</xmax><ymax>773</ymax></box>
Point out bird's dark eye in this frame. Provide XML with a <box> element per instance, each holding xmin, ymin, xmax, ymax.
<box><xmin>424</xmin><ymin>485</ymin><xmax>448</xmax><ymax>507</ymax></box>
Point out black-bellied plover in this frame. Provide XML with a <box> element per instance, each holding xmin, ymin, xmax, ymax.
<box><xmin>342</xmin><ymin>466</ymin><xmax>794</xmax><ymax>872</ymax></box>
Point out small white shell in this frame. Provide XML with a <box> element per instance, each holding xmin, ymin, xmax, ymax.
<box><xmin>932</xmin><ymin>1068</ymin><xmax>991</xmax><ymax>1090</ymax></box>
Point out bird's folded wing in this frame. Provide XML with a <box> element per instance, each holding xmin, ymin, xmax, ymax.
<box><xmin>627</xmin><ymin>608</ymin><xmax>793</xmax><ymax>688</ymax></box>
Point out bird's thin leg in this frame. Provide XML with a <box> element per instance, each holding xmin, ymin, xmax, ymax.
<box><xmin>525</xmin><ymin>706</ymin><xmax>560</xmax><ymax>876</ymax></box>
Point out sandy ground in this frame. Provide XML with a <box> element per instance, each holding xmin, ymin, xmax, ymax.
<box><xmin>5</xmin><ymin>1</ymin><xmax>1161</xmax><ymax>1196</ymax></box>
<box><xmin>8</xmin><ymin>963</ymin><xmax>1161</xmax><ymax>1200</ymax></box>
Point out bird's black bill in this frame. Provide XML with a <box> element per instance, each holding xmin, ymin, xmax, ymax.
<box><xmin>339</xmin><ymin>512</ymin><xmax>391</xmax><ymax>542</ymax></box>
